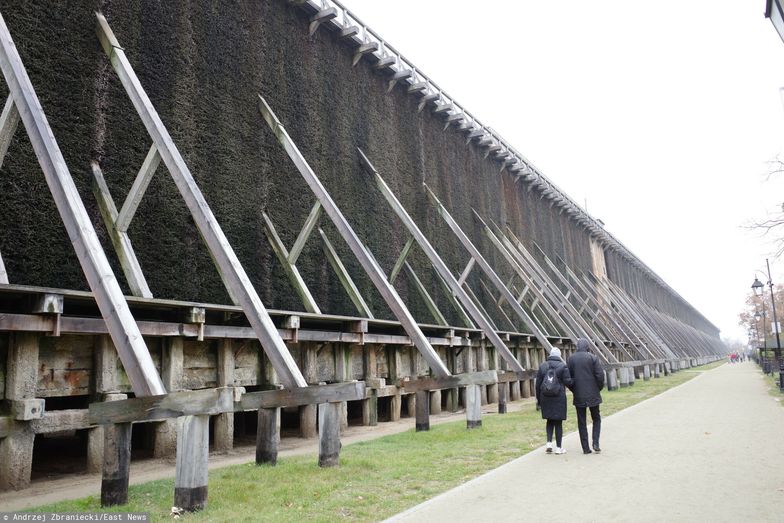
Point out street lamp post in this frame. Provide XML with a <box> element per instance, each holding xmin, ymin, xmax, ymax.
<box><xmin>752</xmin><ymin>258</ymin><xmax>784</xmax><ymax>390</ymax></box>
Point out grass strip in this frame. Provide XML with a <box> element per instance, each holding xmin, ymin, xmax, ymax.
<box><xmin>29</xmin><ymin>362</ymin><xmax>723</xmax><ymax>522</ymax></box>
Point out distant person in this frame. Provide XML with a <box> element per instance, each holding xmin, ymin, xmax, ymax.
<box><xmin>568</xmin><ymin>338</ymin><xmax>605</xmax><ymax>454</ymax></box>
<box><xmin>536</xmin><ymin>347</ymin><xmax>573</xmax><ymax>455</ymax></box>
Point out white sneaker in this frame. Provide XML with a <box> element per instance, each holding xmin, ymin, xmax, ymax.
<box><xmin>546</xmin><ymin>442</ymin><xmax>553</xmax><ymax>453</ymax></box>
<box><xmin>554</xmin><ymin>447</ymin><xmax>567</xmax><ymax>455</ymax></box>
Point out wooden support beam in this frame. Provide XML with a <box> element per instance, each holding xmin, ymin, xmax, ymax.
<box><xmin>415</xmin><ymin>389</ymin><xmax>429</xmax><ymax>431</ymax></box>
<box><xmin>258</xmin><ymin>96</ymin><xmax>448</xmax><ymax>377</ymax></box>
<box><xmin>256</xmin><ymin>407</ymin><xmax>280</xmax><ymax>465</ymax></box>
<box><xmin>90</xmin><ymin>162</ymin><xmax>153</xmax><ymax>298</ymax></box>
<box><xmin>261</xmin><ymin>211</ymin><xmax>321</xmax><ymax>314</ymax></box>
<box><xmin>288</xmin><ymin>201</ymin><xmax>322</xmax><ymax>265</ymax></box>
<box><xmin>400</xmin><ymin>370</ymin><xmax>498</xmax><ymax>393</ymax></box>
<box><xmin>319</xmin><ymin>228</ymin><xmax>374</xmax><ymax>319</ymax></box>
<box><xmin>338</xmin><ymin>25</ymin><xmax>359</xmax><ymax>40</ymax></box>
<box><xmin>309</xmin><ymin>6</ymin><xmax>338</xmax><ymax>36</ymax></box>
<box><xmin>240</xmin><ymin>381</ymin><xmax>365</xmax><ymax>410</ymax></box>
<box><xmin>214</xmin><ymin>339</ymin><xmax>235</xmax><ymax>451</ymax></box>
<box><xmin>0</xmin><ymin>95</ymin><xmax>20</xmax><ymax>169</ymax></box>
<box><xmin>434</xmin><ymin>271</ymin><xmax>477</xmax><ymax>329</ymax></box>
<box><xmin>387</xmin><ymin>68</ymin><xmax>413</xmax><ymax>92</ymax></box>
<box><xmin>408</xmin><ymin>81</ymin><xmax>428</xmax><ymax>94</ymax></box>
<box><xmin>358</xmin><ymin>151</ymin><xmax>525</xmax><ymax>376</ymax></box>
<box><xmin>352</xmin><ymin>42</ymin><xmax>378</xmax><ymax>66</ymax></box>
<box><xmin>100</xmin><ymin>393</ymin><xmax>130</xmax><ymax>507</ymax></box>
<box><xmin>372</xmin><ymin>54</ymin><xmax>396</xmax><ymax>70</ymax></box>
<box><xmin>497</xmin><ymin>379</ymin><xmax>508</xmax><ymax>413</ymax></box>
<box><xmin>0</xmin><ymin>247</ymin><xmax>7</xmax><ymax>284</ymax></box>
<box><xmin>318</xmin><ymin>402</ymin><xmax>341</xmax><ymax>467</ymax></box>
<box><xmin>174</xmin><ymin>415</ymin><xmax>209</xmax><ymax>512</ymax></box>
<box><xmin>417</xmin><ymin>92</ymin><xmax>440</xmax><ymax>113</ymax></box>
<box><xmin>96</xmin><ymin>14</ymin><xmax>305</xmax><ymax>389</ymax></box>
<box><xmin>465</xmin><ymin>384</ymin><xmax>481</xmax><ymax>429</ymax></box>
<box><xmin>115</xmin><ymin>144</ymin><xmax>161</xmax><ymax>233</ymax></box>
<box><xmin>403</xmin><ymin>262</ymin><xmax>448</xmax><ymax>326</ymax></box>
<box><xmin>389</xmin><ymin>236</ymin><xmax>415</xmax><ymax>284</ymax></box>
<box><xmin>0</xmin><ymin>12</ymin><xmax>164</xmax><ymax>396</ymax></box>
<box><xmin>89</xmin><ymin>387</ymin><xmax>235</xmax><ymax>425</ymax></box>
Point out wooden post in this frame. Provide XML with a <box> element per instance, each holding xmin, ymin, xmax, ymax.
<box><xmin>318</xmin><ymin>402</ymin><xmax>341</xmax><ymax>467</ymax></box>
<box><xmin>362</xmin><ymin>388</ymin><xmax>378</xmax><ymax>426</ymax></box>
<box><xmin>628</xmin><ymin>366</ymin><xmax>635</xmax><ymax>386</ymax></box>
<box><xmin>0</xmin><ymin>332</ymin><xmax>39</xmax><ymax>490</ymax></box>
<box><xmin>415</xmin><ymin>390</ymin><xmax>429</xmax><ymax>431</ymax></box>
<box><xmin>406</xmin><ymin>393</ymin><xmax>416</xmax><ymax>419</ymax></box>
<box><xmin>653</xmin><ymin>363</ymin><xmax>661</xmax><ymax>378</ymax></box>
<box><xmin>256</xmin><ymin>407</ymin><xmax>280</xmax><ymax>465</ymax></box>
<box><xmin>300</xmin><ymin>343</ymin><xmax>318</xmax><ymax>438</ymax></box>
<box><xmin>466</xmin><ymin>384</ymin><xmax>481</xmax><ymax>429</ymax></box>
<box><xmin>214</xmin><ymin>339</ymin><xmax>235</xmax><ymax>451</ymax></box>
<box><xmin>498</xmin><ymin>381</ymin><xmax>508</xmax><ymax>414</ymax></box>
<box><xmin>100</xmin><ymin>393</ymin><xmax>130</xmax><ymax>507</ymax></box>
<box><xmin>510</xmin><ymin>380</ymin><xmax>521</xmax><ymax>401</ymax></box>
<box><xmin>643</xmin><ymin>364</ymin><xmax>651</xmax><ymax>380</ymax></box>
<box><xmin>155</xmin><ymin>338</ymin><xmax>183</xmax><ymax>457</ymax></box>
<box><xmin>607</xmin><ymin>368</ymin><xmax>619</xmax><ymax>391</ymax></box>
<box><xmin>174</xmin><ymin>415</ymin><xmax>209</xmax><ymax>512</ymax></box>
<box><xmin>430</xmin><ymin>389</ymin><xmax>442</xmax><ymax>415</ymax></box>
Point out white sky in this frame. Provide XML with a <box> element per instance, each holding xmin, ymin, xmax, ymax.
<box><xmin>343</xmin><ymin>0</ymin><xmax>784</xmax><ymax>342</ymax></box>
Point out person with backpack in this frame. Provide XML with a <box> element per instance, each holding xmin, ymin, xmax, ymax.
<box><xmin>535</xmin><ymin>347</ymin><xmax>573</xmax><ymax>455</ymax></box>
<box><xmin>567</xmin><ymin>337</ymin><xmax>605</xmax><ymax>454</ymax></box>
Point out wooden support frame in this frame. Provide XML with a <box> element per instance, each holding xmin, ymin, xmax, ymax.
<box><xmin>0</xmin><ymin>13</ymin><xmax>165</xmax><ymax>397</ymax></box>
<box><xmin>358</xmin><ymin>151</ymin><xmax>525</xmax><ymax>375</ymax></box>
<box><xmin>257</xmin><ymin>95</ymin><xmax>449</xmax><ymax>378</ymax></box>
<box><xmin>95</xmin><ymin>13</ymin><xmax>306</xmax><ymax>389</ymax></box>
<box><xmin>319</xmin><ymin>228</ymin><xmax>375</xmax><ymax>318</ymax></box>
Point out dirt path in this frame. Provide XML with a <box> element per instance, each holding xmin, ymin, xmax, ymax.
<box><xmin>0</xmin><ymin>398</ymin><xmax>534</xmax><ymax>511</ymax></box>
<box><xmin>388</xmin><ymin>362</ymin><xmax>784</xmax><ymax>522</ymax></box>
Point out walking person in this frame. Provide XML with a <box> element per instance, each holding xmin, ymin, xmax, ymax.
<box><xmin>536</xmin><ymin>347</ymin><xmax>573</xmax><ymax>455</ymax></box>
<box><xmin>567</xmin><ymin>338</ymin><xmax>605</xmax><ymax>454</ymax></box>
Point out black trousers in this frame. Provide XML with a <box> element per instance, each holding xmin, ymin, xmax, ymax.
<box><xmin>546</xmin><ymin>419</ymin><xmax>563</xmax><ymax>447</ymax></box>
<box><xmin>575</xmin><ymin>405</ymin><xmax>601</xmax><ymax>451</ymax></box>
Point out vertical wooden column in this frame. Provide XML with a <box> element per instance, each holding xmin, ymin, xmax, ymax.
<box><xmin>256</xmin><ymin>407</ymin><xmax>280</xmax><ymax>465</ymax></box>
<box><xmin>335</xmin><ymin>343</ymin><xmax>349</xmax><ymax>431</ymax></box>
<box><xmin>446</xmin><ymin>349</ymin><xmax>459</xmax><ymax>412</ymax></box>
<box><xmin>643</xmin><ymin>364</ymin><xmax>651</xmax><ymax>380</ymax></box>
<box><xmin>415</xmin><ymin>390</ymin><xmax>429</xmax><ymax>431</ymax></box>
<box><xmin>89</xmin><ymin>335</ymin><xmax>120</xmax><ymax>473</ymax></box>
<box><xmin>522</xmin><ymin>345</ymin><xmax>533</xmax><ymax>398</ymax></box>
<box><xmin>653</xmin><ymin>363</ymin><xmax>661</xmax><ymax>378</ymax></box>
<box><xmin>466</xmin><ymin>384</ymin><xmax>481</xmax><ymax>429</ymax></box>
<box><xmin>430</xmin><ymin>389</ymin><xmax>442</xmax><ymax>415</ymax></box>
<box><xmin>0</xmin><ymin>333</ymin><xmax>39</xmax><ymax>490</ymax></box>
<box><xmin>497</xmin><ymin>379</ymin><xmax>508</xmax><ymax>414</ymax></box>
<box><xmin>214</xmin><ymin>339</ymin><xmax>235</xmax><ymax>451</ymax></box>
<box><xmin>619</xmin><ymin>367</ymin><xmax>630</xmax><ymax>388</ymax></box>
<box><xmin>300</xmin><ymin>343</ymin><xmax>318</xmax><ymax>438</ymax></box>
<box><xmin>477</xmin><ymin>339</ymin><xmax>488</xmax><ymax>405</ymax></box>
<box><xmin>174</xmin><ymin>415</ymin><xmax>209</xmax><ymax>512</ymax></box>
<box><xmin>387</xmin><ymin>346</ymin><xmax>402</xmax><ymax>421</ymax></box>
<box><xmin>362</xmin><ymin>345</ymin><xmax>378</xmax><ymax>426</ymax></box>
<box><xmin>318</xmin><ymin>402</ymin><xmax>341</xmax><ymax>467</ymax></box>
<box><xmin>155</xmin><ymin>338</ymin><xmax>183</xmax><ymax>458</ymax></box>
<box><xmin>487</xmin><ymin>346</ymin><xmax>499</xmax><ymax>404</ymax></box>
<box><xmin>607</xmin><ymin>368</ymin><xmax>619</xmax><ymax>391</ymax></box>
<box><xmin>406</xmin><ymin>393</ymin><xmax>416</xmax><ymax>419</ymax></box>
<box><xmin>100</xmin><ymin>393</ymin><xmax>130</xmax><ymax>507</ymax></box>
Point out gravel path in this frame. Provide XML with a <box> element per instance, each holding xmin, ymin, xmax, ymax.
<box><xmin>388</xmin><ymin>362</ymin><xmax>784</xmax><ymax>522</ymax></box>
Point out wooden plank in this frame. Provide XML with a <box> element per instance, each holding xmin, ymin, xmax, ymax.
<box><xmin>96</xmin><ymin>14</ymin><xmax>306</xmax><ymax>389</ymax></box>
<box><xmin>358</xmin><ymin>151</ymin><xmax>524</xmax><ymax>375</ymax></box>
<box><xmin>400</xmin><ymin>370</ymin><xmax>498</xmax><ymax>393</ymax></box>
<box><xmin>115</xmin><ymin>144</ymin><xmax>161</xmax><ymax>233</ymax></box>
<box><xmin>0</xmin><ymin>12</ymin><xmax>164</xmax><ymax>397</ymax></box>
<box><xmin>174</xmin><ymin>414</ymin><xmax>209</xmax><ymax>512</ymax></box>
<box><xmin>0</xmin><ymin>247</ymin><xmax>7</xmax><ymax>284</ymax></box>
<box><xmin>465</xmin><ymin>384</ymin><xmax>481</xmax><ymax>429</ymax></box>
<box><xmin>256</xmin><ymin>407</ymin><xmax>280</xmax><ymax>465</ymax></box>
<box><xmin>89</xmin><ymin>387</ymin><xmax>235</xmax><ymax>425</ymax></box>
<box><xmin>0</xmin><ymin>95</ymin><xmax>20</xmax><ymax>169</ymax></box>
<box><xmin>319</xmin><ymin>229</ymin><xmax>374</xmax><ymax>319</ymax></box>
<box><xmin>434</xmin><ymin>271</ymin><xmax>477</xmax><ymax>329</ymax></box>
<box><xmin>403</xmin><ymin>262</ymin><xmax>448</xmax><ymax>326</ymax></box>
<box><xmin>240</xmin><ymin>381</ymin><xmax>365</xmax><ymax>410</ymax></box>
<box><xmin>0</xmin><ymin>416</ymin><xmax>11</xmax><ymax>438</ymax></box>
<box><xmin>288</xmin><ymin>202</ymin><xmax>322</xmax><ymax>265</ymax></box>
<box><xmin>414</xmin><ymin>390</ymin><xmax>429</xmax><ymax>431</ymax></box>
<box><xmin>317</xmin><ymin>402</ymin><xmax>341</xmax><ymax>467</ymax></box>
<box><xmin>389</xmin><ymin>236</ymin><xmax>415</xmax><ymax>284</ymax></box>
<box><xmin>258</xmin><ymin>97</ymin><xmax>448</xmax><ymax>377</ymax></box>
<box><xmin>261</xmin><ymin>211</ymin><xmax>321</xmax><ymax>314</ymax></box>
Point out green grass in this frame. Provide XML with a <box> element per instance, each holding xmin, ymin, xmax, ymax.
<box><xmin>29</xmin><ymin>363</ymin><xmax>722</xmax><ymax>522</ymax></box>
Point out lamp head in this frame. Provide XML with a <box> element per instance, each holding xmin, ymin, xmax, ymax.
<box><xmin>752</xmin><ymin>277</ymin><xmax>765</xmax><ymax>297</ymax></box>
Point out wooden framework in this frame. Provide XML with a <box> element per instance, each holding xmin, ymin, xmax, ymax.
<box><xmin>94</xmin><ymin>13</ymin><xmax>307</xmax><ymax>389</ymax></box>
<box><xmin>257</xmin><ymin>96</ymin><xmax>450</xmax><ymax>378</ymax></box>
<box><xmin>0</xmin><ymin>12</ymin><xmax>165</xmax><ymax>397</ymax></box>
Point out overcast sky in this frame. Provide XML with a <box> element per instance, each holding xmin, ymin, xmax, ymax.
<box><xmin>343</xmin><ymin>0</ymin><xmax>784</xmax><ymax>342</ymax></box>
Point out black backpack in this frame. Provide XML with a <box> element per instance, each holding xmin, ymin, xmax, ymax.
<box><xmin>541</xmin><ymin>363</ymin><xmax>561</xmax><ymax>397</ymax></box>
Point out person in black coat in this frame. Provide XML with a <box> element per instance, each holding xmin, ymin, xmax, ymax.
<box><xmin>535</xmin><ymin>347</ymin><xmax>573</xmax><ymax>454</ymax></box>
<box><xmin>567</xmin><ymin>337</ymin><xmax>606</xmax><ymax>454</ymax></box>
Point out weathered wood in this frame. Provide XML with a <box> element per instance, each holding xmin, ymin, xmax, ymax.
<box><xmin>100</xmin><ymin>393</ymin><xmax>130</xmax><ymax>507</ymax></box>
<box><xmin>414</xmin><ymin>390</ymin><xmax>429</xmax><ymax>431</ymax></box>
<box><xmin>400</xmin><ymin>370</ymin><xmax>498</xmax><ymax>393</ymax></box>
<box><xmin>89</xmin><ymin>387</ymin><xmax>235</xmax><ymax>425</ymax></box>
<box><xmin>11</xmin><ymin>398</ymin><xmax>44</xmax><ymax>420</ymax></box>
<box><xmin>239</xmin><ymin>381</ymin><xmax>365</xmax><ymax>410</ymax></box>
<box><xmin>96</xmin><ymin>14</ymin><xmax>306</xmax><ymax>389</ymax></box>
<box><xmin>358</xmin><ymin>153</ymin><xmax>524</xmax><ymax>376</ymax></box>
<box><xmin>0</xmin><ymin>14</ymin><xmax>164</xmax><ymax>396</ymax></box>
<box><xmin>256</xmin><ymin>407</ymin><xmax>280</xmax><ymax>465</ymax></box>
<box><xmin>466</xmin><ymin>384</ymin><xmax>482</xmax><ymax>429</ymax></box>
<box><xmin>0</xmin><ymin>422</ymin><xmax>34</xmax><ymax>490</ymax></box>
<box><xmin>258</xmin><ymin>97</ymin><xmax>448</xmax><ymax>377</ymax></box>
<box><xmin>261</xmin><ymin>211</ymin><xmax>321</xmax><ymax>314</ymax></box>
<box><xmin>497</xmin><ymin>380</ymin><xmax>508</xmax><ymax>414</ymax></box>
<box><xmin>404</xmin><ymin>262</ymin><xmax>448</xmax><ymax>326</ymax></box>
<box><xmin>318</xmin><ymin>402</ymin><xmax>341</xmax><ymax>467</ymax></box>
<box><xmin>7</xmin><ymin>332</ymin><xmax>39</xmax><ymax>400</ymax></box>
<box><xmin>309</xmin><ymin>6</ymin><xmax>338</xmax><ymax>36</ymax></box>
<box><xmin>607</xmin><ymin>368</ymin><xmax>619</xmax><ymax>391</ymax></box>
<box><xmin>0</xmin><ymin>95</ymin><xmax>20</xmax><ymax>170</ymax></box>
<box><xmin>0</xmin><ymin>416</ymin><xmax>11</xmax><ymax>438</ymax></box>
<box><xmin>0</xmin><ymin>247</ymin><xmax>7</xmax><ymax>285</ymax></box>
<box><xmin>214</xmin><ymin>339</ymin><xmax>235</xmax><ymax>451</ymax></box>
<box><xmin>363</xmin><ymin>388</ymin><xmax>378</xmax><ymax>426</ymax></box>
<box><xmin>162</xmin><ymin>337</ymin><xmax>184</xmax><ymax>392</ymax></box>
<box><xmin>174</xmin><ymin>415</ymin><xmax>209</xmax><ymax>512</ymax></box>
<box><xmin>352</xmin><ymin>41</ymin><xmax>378</xmax><ymax>66</ymax></box>
<box><xmin>115</xmin><ymin>144</ymin><xmax>162</xmax><ymax>233</ymax></box>
<box><xmin>389</xmin><ymin>236</ymin><xmax>415</xmax><ymax>284</ymax></box>
<box><xmin>288</xmin><ymin>202</ymin><xmax>322</xmax><ymax>265</ymax></box>
<box><xmin>319</xmin><ymin>229</ymin><xmax>374</xmax><ymax>319</ymax></box>
<box><xmin>95</xmin><ymin>335</ymin><xmax>121</xmax><ymax>394</ymax></box>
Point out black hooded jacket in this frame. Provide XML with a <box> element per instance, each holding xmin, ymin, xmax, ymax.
<box><xmin>567</xmin><ymin>338</ymin><xmax>605</xmax><ymax>408</ymax></box>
